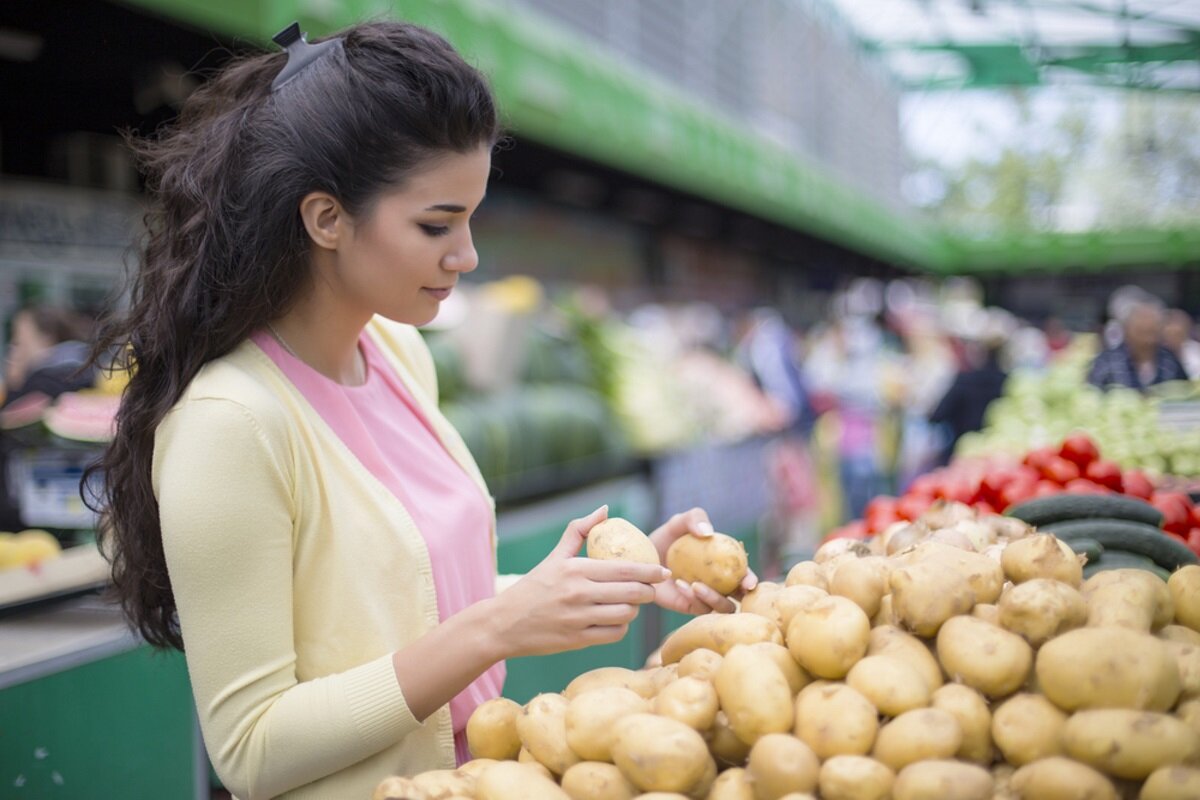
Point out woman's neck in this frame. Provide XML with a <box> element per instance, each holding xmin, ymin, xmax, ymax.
<box><xmin>271</xmin><ymin>292</ymin><xmax>370</xmax><ymax>386</ymax></box>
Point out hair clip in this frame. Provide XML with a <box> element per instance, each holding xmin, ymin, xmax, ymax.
<box><xmin>271</xmin><ymin>22</ymin><xmax>343</xmax><ymax>91</ymax></box>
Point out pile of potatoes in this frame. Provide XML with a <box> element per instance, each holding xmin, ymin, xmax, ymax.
<box><xmin>376</xmin><ymin>503</ymin><xmax>1200</xmax><ymax>800</ymax></box>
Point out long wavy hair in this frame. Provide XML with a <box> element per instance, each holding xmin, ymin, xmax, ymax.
<box><xmin>86</xmin><ymin>21</ymin><xmax>500</xmax><ymax>650</ymax></box>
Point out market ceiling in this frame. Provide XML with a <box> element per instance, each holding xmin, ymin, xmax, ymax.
<box><xmin>825</xmin><ymin>0</ymin><xmax>1200</xmax><ymax>92</ymax></box>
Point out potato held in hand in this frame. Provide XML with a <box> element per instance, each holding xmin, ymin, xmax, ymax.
<box><xmin>666</xmin><ymin>532</ymin><xmax>748</xmax><ymax>595</ymax></box>
<box><xmin>586</xmin><ymin>518</ymin><xmax>660</xmax><ymax>565</ymax></box>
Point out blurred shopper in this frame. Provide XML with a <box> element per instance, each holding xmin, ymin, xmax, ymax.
<box><xmin>735</xmin><ymin>308</ymin><xmax>813</xmax><ymax>434</ymax></box>
<box><xmin>0</xmin><ymin>305</ymin><xmax>96</xmax><ymax>529</ymax></box>
<box><xmin>929</xmin><ymin>333</ymin><xmax>1007</xmax><ymax>466</ymax></box>
<box><xmin>1164</xmin><ymin>309</ymin><xmax>1200</xmax><ymax>380</ymax></box>
<box><xmin>1088</xmin><ymin>301</ymin><xmax>1187</xmax><ymax>390</ymax></box>
<box><xmin>83</xmin><ymin>21</ymin><xmax>751</xmax><ymax>799</ymax></box>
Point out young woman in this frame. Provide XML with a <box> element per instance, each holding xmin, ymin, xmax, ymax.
<box><xmin>89</xmin><ymin>20</ymin><xmax>753</xmax><ymax>799</ymax></box>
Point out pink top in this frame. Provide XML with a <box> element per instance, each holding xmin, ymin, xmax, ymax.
<box><xmin>252</xmin><ymin>330</ymin><xmax>503</xmax><ymax>765</ymax></box>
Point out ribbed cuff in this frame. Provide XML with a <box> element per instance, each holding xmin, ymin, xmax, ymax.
<box><xmin>343</xmin><ymin>653</ymin><xmax>421</xmax><ymax>751</ymax></box>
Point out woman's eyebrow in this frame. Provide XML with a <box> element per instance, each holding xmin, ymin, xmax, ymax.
<box><xmin>424</xmin><ymin>203</ymin><xmax>467</xmax><ymax>213</ymax></box>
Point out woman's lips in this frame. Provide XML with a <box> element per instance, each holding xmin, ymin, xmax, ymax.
<box><xmin>424</xmin><ymin>287</ymin><xmax>452</xmax><ymax>300</ymax></box>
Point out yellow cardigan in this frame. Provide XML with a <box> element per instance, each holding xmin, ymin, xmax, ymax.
<box><xmin>153</xmin><ymin>318</ymin><xmax>493</xmax><ymax>799</ymax></box>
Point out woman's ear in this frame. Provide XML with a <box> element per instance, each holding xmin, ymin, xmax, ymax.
<box><xmin>299</xmin><ymin>192</ymin><xmax>344</xmax><ymax>251</ymax></box>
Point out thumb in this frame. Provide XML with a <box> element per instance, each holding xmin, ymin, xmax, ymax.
<box><xmin>552</xmin><ymin>505</ymin><xmax>609</xmax><ymax>559</ymax></box>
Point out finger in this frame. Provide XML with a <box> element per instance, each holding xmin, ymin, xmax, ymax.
<box><xmin>692</xmin><ymin>582</ymin><xmax>737</xmax><ymax>614</ymax></box>
<box><xmin>684</xmin><ymin>507</ymin><xmax>715</xmax><ymax>538</ymax></box>
<box><xmin>741</xmin><ymin>569</ymin><xmax>759</xmax><ymax>592</ymax></box>
<box><xmin>578</xmin><ymin>558</ymin><xmax>671</xmax><ymax>584</ymax></box>
<box><xmin>587</xmin><ymin>581</ymin><xmax>658</xmax><ymax>606</ymax></box>
<box><xmin>551</xmin><ymin>505</ymin><xmax>609</xmax><ymax>559</ymax></box>
<box><xmin>582</xmin><ymin>624</ymin><xmax>630</xmax><ymax>646</ymax></box>
<box><xmin>588</xmin><ymin>603</ymin><xmax>641</xmax><ymax>626</ymax></box>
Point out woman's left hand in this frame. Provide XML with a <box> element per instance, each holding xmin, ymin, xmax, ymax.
<box><xmin>648</xmin><ymin>507</ymin><xmax>758</xmax><ymax>615</ymax></box>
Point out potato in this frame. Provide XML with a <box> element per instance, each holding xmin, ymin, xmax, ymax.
<box><xmin>715</xmin><ymin>644</ymin><xmax>795</xmax><ymax>745</ymax></box>
<box><xmin>817</xmin><ymin>755</ymin><xmax>895</xmax><ymax>800</ymax></box>
<box><xmin>990</xmin><ymin>764</ymin><xmax>1016</xmax><ymax>800</ymax></box>
<box><xmin>746</xmin><ymin>642</ymin><xmax>810</xmax><ymax>695</ymax></box>
<box><xmin>705</xmin><ymin>768</ymin><xmax>754</xmax><ymax>800</ymax></box>
<box><xmin>708</xmin><ymin>710</ymin><xmax>751</xmax><ymax>767</ymax></box>
<box><xmin>586</xmin><ymin>518</ymin><xmax>660</xmax><ymax>565</ymax></box>
<box><xmin>1036</xmin><ymin>627</ymin><xmax>1181</xmax><ymax>712</ymax></box>
<box><xmin>814</xmin><ymin>538</ymin><xmax>870</xmax><ymax>563</ymax></box>
<box><xmin>666</xmin><ymin>532</ymin><xmax>748</xmax><ymax>596</ymax></box>
<box><xmin>786</xmin><ymin>595</ymin><xmax>870</xmax><ymax>679</ymax></box>
<box><xmin>517</xmin><ymin>693</ymin><xmax>581</xmax><ymax>775</ymax></box>
<box><xmin>1140</xmin><ymin>765</ymin><xmax>1200</xmax><ymax>800</ymax></box>
<box><xmin>829</xmin><ymin>556</ymin><xmax>891</xmax><ymax>618</ymax></box>
<box><xmin>1160</xmin><ymin>624</ymin><xmax>1200</xmax><ymax>646</ymax></box>
<box><xmin>871</xmin><ymin>708</ymin><xmax>963</xmax><ymax>771</ymax></box>
<box><xmin>892</xmin><ymin>760</ymin><xmax>993</xmax><ymax>800</ymax></box>
<box><xmin>867</xmin><ymin>626</ymin><xmax>944</xmax><ymax>692</ymax></box>
<box><xmin>1085</xmin><ymin>569</ymin><xmax>1174</xmax><ymax>630</ymax></box>
<box><xmin>468</xmin><ymin>697</ymin><xmax>524</xmax><ymax>760</ymax></box>
<box><xmin>872</xmin><ymin>593</ymin><xmax>895</xmax><ymax>627</ymax></box>
<box><xmin>652</xmin><ymin>676</ymin><xmax>718</xmax><ymax>732</ymax></box>
<box><xmin>457</xmin><ymin>759</ymin><xmax>499</xmax><ymax>779</ymax></box>
<box><xmin>845</xmin><ymin>655</ymin><xmax>930</xmax><ymax>717</ymax></box>
<box><xmin>412</xmin><ymin>769</ymin><xmax>475</xmax><ymax>799</ymax></box>
<box><xmin>1178</xmin><ymin>697</ymin><xmax>1200</xmax><ymax>737</ymax></box>
<box><xmin>746</xmin><ymin>734</ymin><xmax>819</xmax><ymax>799</ymax></box>
<box><xmin>1001</xmin><ymin>534</ymin><xmax>1083</xmax><ymax>586</ymax></box>
<box><xmin>1063</xmin><ymin>710</ymin><xmax>1200</xmax><ymax>780</ymax></box>
<box><xmin>661</xmin><ymin>613</ymin><xmax>782</xmax><ymax>665</ymax></box>
<box><xmin>560</xmin><ymin>762</ymin><xmax>637</xmax><ymax>800</ymax></box>
<box><xmin>649</xmin><ymin>664</ymin><xmax>678</xmax><ymax>691</ymax></box>
<box><xmin>773</xmin><ymin>585</ymin><xmax>828</xmax><ymax>632</ymax></box>
<box><xmin>895</xmin><ymin>541</ymin><xmax>1006</xmax><ymax>604</ymax></box>
<box><xmin>882</xmin><ymin>522</ymin><xmax>927</xmax><ymax>556</ymax></box>
<box><xmin>677</xmin><ymin>648</ymin><xmax>723</xmax><ymax>682</ymax></box>
<box><xmin>889</xmin><ymin>557</ymin><xmax>976</xmax><ymax>637</ymax></box>
<box><xmin>740</xmin><ymin>582</ymin><xmax>783</xmax><ymax>619</ymax></box>
<box><xmin>793</xmin><ymin>681</ymin><xmax>879</xmax><ymax>758</ymax></box>
<box><xmin>566</xmin><ymin>667</ymin><xmax>656</xmax><ymax>700</ymax></box>
<box><xmin>373</xmin><ymin>776</ymin><xmax>429</xmax><ymax>800</ymax></box>
<box><xmin>971</xmin><ymin>603</ymin><xmax>1001</xmax><ymax>626</ymax></box>
<box><xmin>936</xmin><ymin>616</ymin><xmax>1033</xmax><ymax>698</ymax></box>
<box><xmin>991</xmin><ymin>693</ymin><xmax>1067</xmax><ymax>765</ymax></box>
<box><xmin>1170</xmin><ymin>565</ymin><xmax>1200</xmax><ymax>632</ymax></box>
<box><xmin>996</xmin><ymin>578</ymin><xmax>1087</xmax><ymax>647</ymax></box>
<box><xmin>1009</xmin><ymin>757</ymin><xmax>1117</xmax><ymax>800</ymax></box>
<box><xmin>476</xmin><ymin>761</ymin><xmax>570</xmax><ymax>799</ymax></box>
<box><xmin>784</xmin><ymin>561</ymin><xmax>828</xmax><ymax>591</ymax></box>
<box><xmin>610</xmin><ymin>713</ymin><xmax>713</xmax><ymax>793</ymax></box>
<box><xmin>1163</xmin><ymin>639</ymin><xmax>1200</xmax><ymax>698</ymax></box>
<box><xmin>566</xmin><ymin>687</ymin><xmax>651</xmax><ymax>761</ymax></box>
<box><xmin>930</xmin><ymin>683</ymin><xmax>993</xmax><ymax>764</ymax></box>
<box><xmin>689</xmin><ymin>756</ymin><xmax>718</xmax><ymax>799</ymax></box>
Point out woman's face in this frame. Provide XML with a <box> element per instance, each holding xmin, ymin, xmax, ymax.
<box><xmin>332</xmin><ymin>146</ymin><xmax>491</xmax><ymax>327</ymax></box>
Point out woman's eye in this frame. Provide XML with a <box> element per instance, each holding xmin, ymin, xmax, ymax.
<box><xmin>419</xmin><ymin>224</ymin><xmax>451</xmax><ymax>237</ymax></box>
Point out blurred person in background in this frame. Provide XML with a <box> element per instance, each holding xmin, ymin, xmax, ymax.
<box><xmin>1088</xmin><ymin>301</ymin><xmax>1187</xmax><ymax>390</ymax></box>
<box><xmin>1163</xmin><ymin>309</ymin><xmax>1200</xmax><ymax>380</ymax></box>
<box><xmin>1042</xmin><ymin>316</ymin><xmax>1072</xmax><ymax>354</ymax></box>
<box><xmin>928</xmin><ymin>327</ymin><xmax>1008</xmax><ymax>466</ymax></box>
<box><xmin>0</xmin><ymin>305</ymin><xmax>97</xmax><ymax>530</ymax></box>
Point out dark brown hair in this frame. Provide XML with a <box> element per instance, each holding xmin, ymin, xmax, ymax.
<box><xmin>86</xmin><ymin>21</ymin><xmax>499</xmax><ymax>650</ymax></box>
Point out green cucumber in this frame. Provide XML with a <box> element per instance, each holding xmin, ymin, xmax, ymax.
<box><xmin>1066</xmin><ymin>537</ymin><xmax>1103</xmax><ymax>564</ymax></box>
<box><xmin>1042</xmin><ymin>519</ymin><xmax>1197</xmax><ymax>571</ymax></box>
<box><xmin>1082</xmin><ymin>550</ymin><xmax>1171</xmax><ymax>582</ymax></box>
<box><xmin>1005</xmin><ymin>493</ymin><xmax>1163</xmax><ymax>528</ymax></box>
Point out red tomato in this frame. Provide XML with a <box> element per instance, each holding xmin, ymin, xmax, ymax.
<box><xmin>1059</xmin><ymin>433</ymin><xmax>1100</xmax><ymax>469</ymax></box>
<box><xmin>896</xmin><ymin>493</ymin><xmax>934</xmax><ymax>522</ymax></box>
<box><xmin>973</xmin><ymin>501</ymin><xmax>997</xmax><ymax>516</ymax></box>
<box><xmin>1084</xmin><ymin>460</ymin><xmax>1124</xmax><ymax>492</ymax></box>
<box><xmin>864</xmin><ymin>497</ymin><xmax>900</xmax><ymax>533</ymax></box>
<box><xmin>826</xmin><ymin>520</ymin><xmax>869</xmax><ymax>541</ymax></box>
<box><xmin>1034</xmin><ymin>480</ymin><xmax>1063</xmax><ymax>498</ymax></box>
<box><xmin>1040</xmin><ymin>456</ymin><xmax>1081</xmax><ymax>485</ymax></box>
<box><xmin>1188</xmin><ymin>528</ymin><xmax>1200</xmax><ymax>558</ymax></box>
<box><xmin>1193</xmin><ymin>506</ymin><xmax>1200</xmax><ymax>530</ymax></box>
<box><xmin>1064</xmin><ymin>479</ymin><xmax>1107</xmax><ymax>495</ymax></box>
<box><xmin>1023</xmin><ymin>446</ymin><xmax>1059</xmax><ymax>472</ymax></box>
<box><xmin>1152</xmin><ymin>493</ymin><xmax>1193</xmax><ymax>536</ymax></box>
<box><xmin>906</xmin><ymin>474</ymin><xmax>939</xmax><ymax>499</ymax></box>
<box><xmin>999</xmin><ymin>477</ymin><xmax>1038</xmax><ymax>511</ymax></box>
<box><xmin>1122</xmin><ymin>470</ymin><xmax>1154</xmax><ymax>500</ymax></box>
<box><xmin>979</xmin><ymin>472</ymin><xmax>1010</xmax><ymax>506</ymax></box>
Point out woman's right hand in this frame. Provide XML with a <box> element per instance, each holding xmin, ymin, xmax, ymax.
<box><xmin>488</xmin><ymin>505</ymin><xmax>670</xmax><ymax>659</ymax></box>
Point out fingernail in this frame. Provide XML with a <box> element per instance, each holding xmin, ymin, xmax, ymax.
<box><xmin>596</xmin><ymin>505</ymin><xmax>609</xmax><ymax>516</ymax></box>
<box><xmin>745</xmin><ymin>575</ymin><xmax>759</xmax><ymax>590</ymax></box>
<box><xmin>696</xmin><ymin>521</ymin><xmax>714</xmax><ymax>536</ymax></box>
<box><xmin>675</xmin><ymin>579</ymin><xmax>693</xmax><ymax>595</ymax></box>
<box><xmin>660</xmin><ymin>567</ymin><xmax>672</xmax><ymax>581</ymax></box>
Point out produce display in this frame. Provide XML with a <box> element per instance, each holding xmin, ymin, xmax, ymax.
<box><xmin>956</xmin><ymin>337</ymin><xmax>1200</xmax><ymax>479</ymax></box>
<box><xmin>374</xmin><ymin>504</ymin><xmax>1200</xmax><ymax>800</ymax></box>
<box><xmin>0</xmin><ymin>528</ymin><xmax>63</xmax><ymax>570</ymax></box>
<box><xmin>839</xmin><ymin>433</ymin><xmax>1200</xmax><ymax>561</ymax></box>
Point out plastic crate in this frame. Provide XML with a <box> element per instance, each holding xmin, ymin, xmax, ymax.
<box><xmin>7</xmin><ymin>447</ymin><xmax>102</xmax><ymax>530</ymax></box>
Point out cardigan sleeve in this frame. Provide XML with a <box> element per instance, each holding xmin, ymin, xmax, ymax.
<box><xmin>154</xmin><ymin>397</ymin><xmax>422</xmax><ymax>799</ymax></box>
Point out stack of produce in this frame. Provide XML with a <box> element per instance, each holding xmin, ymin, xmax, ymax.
<box><xmin>840</xmin><ymin>433</ymin><xmax>1200</xmax><ymax>557</ymax></box>
<box><xmin>375</xmin><ymin>509</ymin><xmax>1200</xmax><ymax>800</ymax></box>
<box><xmin>955</xmin><ymin>336</ymin><xmax>1200</xmax><ymax>479</ymax></box>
